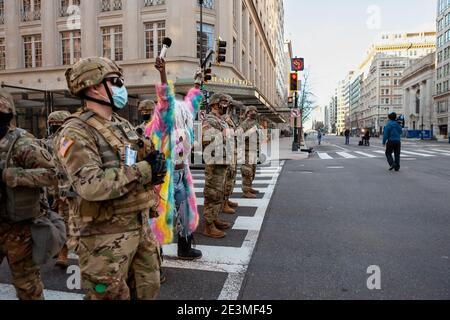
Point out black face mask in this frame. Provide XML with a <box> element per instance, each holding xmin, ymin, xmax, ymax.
<box><xmin>142</xmin><ymin>114</ymin><xmax>151</xmax><ymax>121</ymax></box>
<box><xmin>50</xmin><ymin>125</ymin><xmax>61</xmax><ymax>135</ymax></box>
<box><xmin>0</xmin><ymin>112</ymin><xmax>13</xmax><ymax>140</ymax></box>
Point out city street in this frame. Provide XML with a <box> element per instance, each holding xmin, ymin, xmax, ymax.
<box><xmin>2</xmin><ymin>135</ymin><xmax>449</xmax><ymax>300</ymax></box>
<box><xmin>241</xmin><ymin>135</ymin><xmax>450</xmax><ymax>299</ymax></box>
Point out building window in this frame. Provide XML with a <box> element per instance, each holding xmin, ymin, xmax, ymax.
<box><xmin>145</xmin><ymin>21</ymin><xmax>165</xmax><ymax>59</ymax></box>
<box><xmin>60</xmin><ymin>0</ymin><xmax>81</xmax><ymax>17</ymax></box>
<box><xmin>23</xmin><ymin>34</ymin><xmax>42</xmax><ymax>68</ymax></box>
<box><xmin>101</xmin><ymin>0</ymin><xmax>122</xmax><ymax>12</ymax></box>
<box><xmin>21</xmin><ymin>0</ymin><xmax>41</xmax><ymax>22</ymax></box>
<box><xmin>198</xmin><ymin>0</ymin><xmax>214</xmax><ymax>10</ymax></box>
<box><xmin>144</xmin><ymin>0</ymin><xmax>165</xmax><ymax>6</ymax></box>
<box><xmin>0</xmin><ymin>37</ymin><xmax>5</xmax><ymax>70</ymax></box>
<box><xmin>197</xmin><ymin>23</ymin><xmax>214</xmax><ymax>60</ymax></box>
<box><xmin>0</xmin><ymin>0</ymin><xmax>4</xmax><ymax>25</ymax></box>
<box><xmin>102</xmin><ymin>26</ymin><xmax>123</xmax><ymax>61</ymax></box>
<box><xmin>61</xmin><ymin>30</ymin><xmax>81</xmax><ymax>65</ymax></box>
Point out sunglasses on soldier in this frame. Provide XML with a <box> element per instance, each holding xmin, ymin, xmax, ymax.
<box><xmin>106</xmin><ymin>77</ymin><xmax>125</xmax><ymax>88</ymax></box>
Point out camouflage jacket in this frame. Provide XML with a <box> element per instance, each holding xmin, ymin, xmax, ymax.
<box><xmin>202</xmin><ymin>113</ymin><xmax>231</xmax><ymax>165</ymax></box>
<box><xmin>54</xmin><ymin>109</ymin><xmax>156</xmax><ymax>236</ymax></box>
<box><xmin>1</xmin><ymin>128</ymin><xmax>57</xmax><ymax>190</ymax></box>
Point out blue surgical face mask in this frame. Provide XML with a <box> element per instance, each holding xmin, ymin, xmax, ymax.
<box><xmin>112</xmin><ymin>86</ymin><xmax>128</xmax><ymax>109</ymax></box>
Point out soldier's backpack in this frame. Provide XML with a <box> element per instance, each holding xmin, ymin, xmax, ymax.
<box><xmin>0</xmin><ymin>128</ymin><xmax>41</xmax><ymax>222</ymax></box>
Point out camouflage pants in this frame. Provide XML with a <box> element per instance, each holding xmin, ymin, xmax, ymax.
<box><xmin>203</xmin><ymin>165</ymin><xmax>228</xmax><ymax>225</ymax></box>
<box><xmin>241</xmin><ymin>164</ymin><xmax>257</xmax><ymax>193</ymax></box>
<box><xmin>0</xmin><ymin>222</ymin><xmax>44</xmax><ymax>300</ymax></box>
<box><xmin>224</xmin><ymin>164</ymin><xmax>237</xmax><ymax>200</ymax></box>
<box><xmin>77</xmin><ymin>224</ymin><xmax>161</xmax><ymax>300</ymax></box>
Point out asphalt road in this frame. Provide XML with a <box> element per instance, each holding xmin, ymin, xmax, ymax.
<box><xmin>240</xmin><ymin>136</ymin><xmax>450</xmax><ymax>300</ymax></box>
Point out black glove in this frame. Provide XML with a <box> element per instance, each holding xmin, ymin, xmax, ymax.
<box><xmin>145</xmin><ymin>151</ymin><xmax>167</xmax><ymax>185</ymax></box>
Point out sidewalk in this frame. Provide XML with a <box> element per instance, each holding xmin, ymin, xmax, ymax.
<box><xmin>269</xmin><ymin>137</ymin><xmax>311</xmax><ymax>161</ymax></box>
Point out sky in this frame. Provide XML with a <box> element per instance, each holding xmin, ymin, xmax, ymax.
<box><xmin>284</xmin><ymin>0</ymin><xmax>437</xmax><ymax>112</ymax></box>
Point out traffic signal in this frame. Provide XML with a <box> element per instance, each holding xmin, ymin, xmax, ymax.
<box><xmin>216</xmin><ymin>39</ymin><xmax>227</xmax><ymax>64</ymax></box>
<box><xmin>204</xmin><ymin>63</ymin><xmax>212</xmax><ymax>83</ymax></box>
<box><xmin>288</xmin><ymin>96</ymin><xmax>294</xmax><ymax>108</ymax></box>
<box><xmin>290</xmin><ymin>73</ymin><xmax>299</xmax><ymax>91</ymax></box>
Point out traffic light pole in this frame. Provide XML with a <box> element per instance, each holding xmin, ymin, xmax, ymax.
<box><xmin>292</xmin><ymin>90</ymin><xmax>299</xmax><ymax>151</ymax></box>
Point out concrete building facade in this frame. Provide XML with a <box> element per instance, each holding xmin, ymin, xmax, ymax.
<box><xmin>336</xmin><ymin>71</ymin><xmax>353</xmax><ymax>135</ymax></box>
<box><xmin>360</xmin><ymin>53</ymin><xmax>410</xmax><ymax>135</ymax></box>
<box><xmin>400</xmin><ymin>52</ymin><xmax>436</xmax><ymax>138</ymax></box>
<box><xmin>434</xmin><ymin>0</ymin><xmax>450</xmax><ymax>140</ymax></box>
<box><xmin>0</xmin><ymin>0</ymin><xmax>287</xmax><ymax>137</ymax></box>
<box><xmin>349</xmin><ymin>73</ymin><xmax>363</xmax><ymax>134</ymax></box>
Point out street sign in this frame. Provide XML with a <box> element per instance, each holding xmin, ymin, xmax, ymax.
<box><xmin>291</xmin><ymin>58</ymin><xmax>305</xmax><ymax>72</ymax></box>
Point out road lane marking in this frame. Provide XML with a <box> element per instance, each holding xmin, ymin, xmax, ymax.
<box><xmin>336</xmin><ymin>152</ymin><xmax>357</xmax><ymax>159</ymax></box>
<box><xmin>0</xmin><ymin>284</ymin><xmax>84</xmax><ymax>301</ymax></box>
<box><xmin>354</xmin><ymin>151</ymin><xmax>378</xmax><ymax>158</ymax></box>
<box><xmin>318</xmin><ymin>153</ymin><xmax>333</xmax><ymax>160</ymax></box>
<box><xmin>401</xmin><ymin>150</ymin><xmax>435</xmax><ymax>157</ymax></box>
<box><xmin>431</xmin><ymin>149</ymin><xmax>450</xmax><ymax>154</ymax></box>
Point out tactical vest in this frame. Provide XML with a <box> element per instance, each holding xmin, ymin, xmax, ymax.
<box><xmin>66</xmin><ymin>111</ymin><xmax>156</xmax><ymax>225</ymax></box>
<box><xmin>0</xmin><ymin>128</ymin><xmax>41</xmax><ymax>223</ymax></box>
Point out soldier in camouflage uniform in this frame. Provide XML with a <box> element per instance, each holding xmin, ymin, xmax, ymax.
<box><xmin>0</xmin><ymin>89</ymin><xmax>58</xmax><ymax>300</ymax></box>
<box><xmin>240</xmin><ymin>106</ymin><xmax>261</xmax><ymax>199</ymax></box>
<box><xmin>54</xmin><ymin>57</ymin><xmax>167</xmax><ymax>300</ymax></box>
<box><xmin>136</xmin><ymin>100</ymin><xmax>155</xmax><ymax>138</ymax></box>
<box><xmin>222</xmin><ymin>97</ymin><xmax>241</xmax><ymax>215</ymax></box>
<box><xmin>45</xmin><ymin>111</ymin><xmax>72</xmax><ymax>268</ymax></box>
<box><xmin>202</xmin><ymin>93</ymin><xmax>233</xmax><ymax>239</ymax></box>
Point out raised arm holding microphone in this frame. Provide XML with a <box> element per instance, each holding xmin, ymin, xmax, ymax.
<box><xmin>145</xmin><ymin>55</ymin><xmax>204</xmax><ymax>262</ymax></box>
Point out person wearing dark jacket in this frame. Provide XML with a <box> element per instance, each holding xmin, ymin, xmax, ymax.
<box><xmin>383</xmin><ymin>113</ymin><xmax>403</xmax><ymax>172</ymax></box>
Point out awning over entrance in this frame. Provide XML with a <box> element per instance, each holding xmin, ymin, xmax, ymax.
<box><xmin>129</xmin><ymin>79</ymin><xmax>287</xmax><ymax>124</ymax></box>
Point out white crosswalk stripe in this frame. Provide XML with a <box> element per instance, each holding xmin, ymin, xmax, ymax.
<box><xmin>401</xmin><ymin>150</ymin><xmax>435</xmax><ymax>157</ymax></box>
<box><xmin>336</xmin><ymin>152</ymin><xmax>357</xmax><ymax>159</ymax></box>
<box><xmin>353</xmin><ymin>151</ymin><xmax>378</xmax><ymax>158</ymax></box>
<box><xmin>431</xmin><ymin>149</ymin><xmax>450</xmax><ymax>154</ymax></box>
<box><xmin>318</xmin><ymin>153</ymin><xmax>333</xmax><ymax>160</ymax></box>
<box><xmin>313</xmin><ymin>148</ymin><xmax>450</xmax><ymax>160</ymax></box>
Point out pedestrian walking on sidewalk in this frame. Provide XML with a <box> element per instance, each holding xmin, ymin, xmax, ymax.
<box><xmin>383</xmin><ymin>112</ymin><xmax>403</xmax><ymax>172</ymax></box>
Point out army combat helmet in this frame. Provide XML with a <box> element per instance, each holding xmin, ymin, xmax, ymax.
<box><xmin>244</xmin><ymin>105</ymin><xmax>258</xmax><ymax>117</ymax></box>
<box><xmin>209</xmin><ymin>93</ymin><xmax>231</xmax><ymax>107</ymax></box>
<box><xmin>65</xmin><ymin>57</ymin><xmax>124</xmax><ymax>110</ymax></box>
<box><xmin>138</xmin><ymin>100</ymin><xmax>155</xmax><ymax>113</ymax></box>
<box><xmin>0</xmin><ymin>88</ymin><xmax>15</xmax><ymax>115</ymax></box>
<box><xmin>48</xmin><ymin>111</ymin><xmax>71</xmax><ymax>126</ymax></box>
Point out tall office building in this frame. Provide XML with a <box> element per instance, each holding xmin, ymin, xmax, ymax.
<box><xmin>434</xmin><ymin>0</ymin><xmax>450</xmax><ymax>139</ymax></box>
<box><xmin>0</xmin><ymin>0</ymin><xmax>287</xmax><ymax>137</ymax></box>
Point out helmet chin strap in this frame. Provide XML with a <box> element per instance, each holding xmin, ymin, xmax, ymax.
<box><xmin>82</xmin><ymin>80</ymin><xmax>118</xmax><ymax>111</ymax></box>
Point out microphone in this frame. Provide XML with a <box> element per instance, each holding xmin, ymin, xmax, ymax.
<box><xmin>159</xmin><ymin>37</ymin><xmax>172</xmax><ymax>59</ymax></box>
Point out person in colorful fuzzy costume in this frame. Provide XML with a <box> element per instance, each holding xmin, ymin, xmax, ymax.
<box><xmin>145</xmin><ymin>57</ymin><xmax>203</xmax><ymax>260</ymax></box>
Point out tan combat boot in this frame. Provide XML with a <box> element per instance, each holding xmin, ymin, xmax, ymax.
<box><xmin>249</xmin><ymin>188</ymin><xmax>260</xmax><ymax>194</ymax></box>
<box><xmin>214</xmin><ymin>219</ymin><xmax>232</xmax><ymax>230</ymax></box>
<box><xmin>203</xmin><ymin>223</ymin><xmax>226</xmax><ymax>239</ymax></box>
<box><xmin>223</xmin><ymin>202</ymin><xmax>236</xmax><ymax>215</ymax></box>
<box><xmin>55</xmin><ymin>245</ymin><xmax>69</xmax><ymax>268</ymax></box>
<box><xmin>228</xmin><ymin>200</ymin><xmax>239</xmax><ymax>208</ymax></box>
<box><xmin>243</xmin><ymin>191</ymin><xmax>257</xmax><ymax>199</ymax></box>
